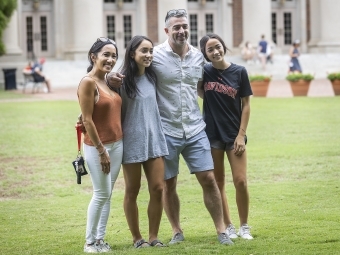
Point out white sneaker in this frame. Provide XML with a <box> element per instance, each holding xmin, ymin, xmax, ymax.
<box><xmin>97</xmin><ymin>240</ymin><xmax>111</xmax><ymax>252</ymax></box>
<box><xmin>238</xmin><ymin>224</ymin><xmax>254</xmax><ymax>240</ymax></box>
<box><xmin>225</xmin><ymin>224</ymin><xmax>238</xmax><ymax>239</ymax></box>
<box><xmin>84</xmin><ymin>243</ymin><xmax>101</xmax><ymax>253</ymax></box>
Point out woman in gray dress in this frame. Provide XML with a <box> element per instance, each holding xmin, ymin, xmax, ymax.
<box><xmin>119</xmin><ymin>35</ymin><xmax>168</xmax><ymax>248</ymax></box>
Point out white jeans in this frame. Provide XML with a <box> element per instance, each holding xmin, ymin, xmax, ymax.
<box><xmin>83</xmin><ymin>139</ymin><xmax>123</xmax><ymax>244</ymax></box>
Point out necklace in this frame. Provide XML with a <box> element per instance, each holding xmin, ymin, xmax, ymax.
<box><xmin>213</xmin><ymin>63</ymin><xmax>231</xmax><ymax>76</ymax></box>
<box><xmin>215</xmin><ymin>68</ymin><xmax>227</xmax><ymax>76</ymax></box>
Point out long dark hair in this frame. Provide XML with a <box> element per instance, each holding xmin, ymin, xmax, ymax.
<box><xmin>199</xmin><ymin>33</ymin><xmax>230</xmax><ymax>62</ymax></box>
<box><xmin>87</xmin><ymin>38</ymin><xmax>118</xmax><ymax>73</ymax></box>
<box><xmin>119</xmin><ymin>35</ymin><xmax>157</xmax><ymax>99</ymax></box>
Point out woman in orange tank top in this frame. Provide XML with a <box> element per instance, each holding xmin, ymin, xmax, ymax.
<box><xmin>77</xmin><ymin>37</ymin><xmax>123</xmax><ymax>253</ymax></box>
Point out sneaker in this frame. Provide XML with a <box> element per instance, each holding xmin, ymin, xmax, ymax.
<box><xmin>238</xmin><ymin>224</ymin><xmax>254</xmax><ymax>240</ymax></box>
<box><xmin>96</xmin><ymin>240</ymin><xmax>111</xmax><ymax>252</ymax></box>
<box><xmin>84</xmin><ymin>243</ymin><xmax>101</xmax><ymax>253</ymax></box>
<box><xmin>168</xmin><ymin>232</ymin><xmax>184</xmax><ymax>245</ymax></box>
<box><xmin>218</xmin><ymin>233</ymin><xmax>234</xmax><ymax>245</ymax></box>
<box><xmin>226</xmin><ymin>224</ymin><xmax>238</xmax><ymax>239</ymax></box>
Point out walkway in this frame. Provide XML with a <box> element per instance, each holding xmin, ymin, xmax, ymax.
<box><xmin>1</xmin><ymin>52</ymin><xmax>339</xmax><ymax>100</ymax></box>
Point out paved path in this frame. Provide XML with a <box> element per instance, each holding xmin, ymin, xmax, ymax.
<box><xmin>4</xmin><ymin>77</ymin><xmax>335</xmax><ymax>102</ymax></box>
<box><xmin>1</xmin><ymin>52</ymin><xmax>339</xmax><ymax>101</ymax></box>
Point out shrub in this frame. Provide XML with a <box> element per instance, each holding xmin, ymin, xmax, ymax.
<box><xmin>249</xmin><ymin>74</ymin><xmax>271</xmax><ymax>82</ymax></box>
<box><xmin>286</xmin><ymin>73</ymin><xmax>314</xmax><ymax>82</ymax></box>
<box><xmin>327</xmin><ymin>72</ymin><xmax>340</xmax><ymax>81</ymax></box>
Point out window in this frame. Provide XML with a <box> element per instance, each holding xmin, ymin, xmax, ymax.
<box><xmin>189</xmin><ymin>14</ymin><xmax>198</xmax><ymax>47</ymax></box>
<box><xmin>26</xmin><ymin>17</ymin><xmax>33</xmax><ymax>52</ymax></box>
<box><xmin>123</xmin><ymin>15</ymin><xmax>132</xmax><ymax>48</ymax></box>
<box><xmin>107</xmin><ymin>16</ymin><xmax>116</xmax><ymax>41</ymax></box>
<box><xmin>284</xmin><ymin>12</ymin><xmax>292</xmax><ymax>45</ymax></box>
<box><xmin>205</xmin><ymin>14</ymin><xmax>213</xmax><ymax>33</ymax></box>
<box><xmin>271</xmin><ymin>13</ymin><xmax>277</xmax><ymax>44</ymax></box>
<box><xmin>104</xmin><ymin>0</ymin><xmax>133</xmax><ymax>2</ymax></box>
<box><xmin>40</xmin><ymin>16</ymin><xmax>48</xmax><ymax>51</ymax></box>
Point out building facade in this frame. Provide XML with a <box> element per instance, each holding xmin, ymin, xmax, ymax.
<box><xmin>1</xmin><ymin>0</ymin><xmax>340</xmax><ymax>62</ymax></box>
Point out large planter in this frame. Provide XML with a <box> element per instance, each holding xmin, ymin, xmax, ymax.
<box><xmin>330</xmin><ymin>79</ymin><xmax>340</xmax><ymax>95</ymax></box>
<box><xmin>250</xmin><ymin>80</ymin><xmax>270</xmax><ymax>97</ymax></box>
<box><xmin>289</xmin><ymin>80</ymin><xmax>311</xmax><ymax>96</ymax></box>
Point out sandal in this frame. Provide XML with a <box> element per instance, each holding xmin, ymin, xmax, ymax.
<box><xmin>134</xmin><ymin>239</ymin><xmax>150</xmax><ymax>248</ymax></box>
<box><xmin>150</xmin><ymin>239</ymin><xmax>166</xmax><ymax>247</ymax></box>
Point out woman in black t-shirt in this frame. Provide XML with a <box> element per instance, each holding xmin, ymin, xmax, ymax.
<box><xmin>199</xmin><ymin>33</ymin><xmax>254</xmax><ymax>240</ymax></box>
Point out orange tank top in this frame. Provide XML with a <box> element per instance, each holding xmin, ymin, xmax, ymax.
<box><xmin>83</xmin><ymin>84</ymin><xmax>123</xmax><ymax>146</ymax></box>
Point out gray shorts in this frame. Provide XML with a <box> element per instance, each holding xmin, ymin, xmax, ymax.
<box><xmin>210</xmin><ymin>136</ymin><xmax>248</xmax><ymax>151</ymax></box>
<box><xmin>164</xmin><ymin>130</ymin><xmax>214</xmax><ymax>180</ymax></box>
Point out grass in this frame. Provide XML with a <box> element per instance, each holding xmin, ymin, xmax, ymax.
<box><xmin>0</xmin><ymin>88</ymin><xmax>31</xmax><ymax>100</ymax></box>
<box><xmin>0</xmin><ymin>96</ymin><xmax>340</xmax><ymax>254</ymax></box>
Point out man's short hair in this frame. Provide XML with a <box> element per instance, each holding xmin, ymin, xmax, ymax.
<box><xmin>165</xmin><ymin>9</ymin><xmax>187</xmax><ymax>27</ymax></box>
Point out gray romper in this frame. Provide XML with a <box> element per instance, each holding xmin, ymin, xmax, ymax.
<box><xmin>121</xmin><ymin>74</ymin><xmax>168</xmax><ymax>164</ymax></box>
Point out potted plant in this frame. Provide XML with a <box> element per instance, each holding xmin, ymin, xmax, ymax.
<box><xmin>327</xmin><ymin>72</ymin><xmax>340</xmax><ymax>96</ymax></box>
<box><xmin>286</xmin><ymin>73</ymin><xmax>314</xmax><ymax>96</ymax></box>
<box><xmin>248</xmin><ymin>74</ymin><xmax>271</xmax><ymax>97</ymax></box>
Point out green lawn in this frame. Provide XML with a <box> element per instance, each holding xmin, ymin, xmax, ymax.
<box><xmin>0</xmin><ymin>97</ymin><xmax>339</xmax><ymax>255</ymax></box>
<box><xmin>0</xmin><ymin>88</ymin><xmax>30</xmax><ymax>100</ymax></box>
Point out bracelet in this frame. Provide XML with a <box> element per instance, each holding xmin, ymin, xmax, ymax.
<box><xmin>98</xmin><ymin>149</ymin><xmax>105</xmax><ymax>156</ymax></box>
<box><xmin>95</xmin><ymin>142</ymin><xmax>102</xmax><ymax>149</ymax></box>
<box><xmin>241</xmin><ymin>128</ymin><xmax>246</xmax><ymax>134</ymax></box>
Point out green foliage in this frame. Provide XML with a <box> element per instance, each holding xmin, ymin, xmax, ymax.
<box><xmin>248</xmin><ymin>74</ymin><xmax>271</xmax><ymax>82</ymax></box>
<box><xmin>0</xmin><ymin>0</ymin><xmax>17</xmax><ymax>56</ymax></box>
<box><xmin>286</xmin><ymin>73</ymin><xmax>314</xmax><ymax>82</ymax></box>
<box><xmin>0</xmin><ymin>97</ymin><xmax>340</xmax><ymax>254</ymax></box>
<box><xmin>327</xmin><ymin>72</ymin><xmax>340</xmax><ymax>81</ymax></box>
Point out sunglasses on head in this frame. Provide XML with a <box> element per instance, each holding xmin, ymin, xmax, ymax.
<box><xmin>96</xmin><ymin>37</ymin><xmax>116</xmax><ymax>45</ymax></box>
<box><xmin>165</xmin><ymin>9</ymin><xmax>187</xmax><ymax>22</ymax></box>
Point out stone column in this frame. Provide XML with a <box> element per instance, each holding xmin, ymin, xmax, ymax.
<box><xmin>2</xmin><ymin>10</ymin><xmax>22</xmax><ymax>55</ymax></box>
<box><xmin>317</xmin><ymin>0</ymin><xmax>340</xmax><ymax>52</ymax></box>
<box><xmin>309</xmin><ymin>0</ymin><xmax>340</xmax><ymax>52</ymax></box>
<box><xmin>219</xmin><ymin>0</ymin><xmax>233</xmax><ymax>49</ymax></box>
<box><xmin>70</xmin><ymin>0</ymin><xmax>103</xmax><ymax>60</ymax></box>
<box><xmin>307</xmin><ymin>0</ymin><xmax>320</xmax><ymax>51</ymax></box>
<box><xmin>242</xmin><ymin>0</ymin><xmax>272</xmax><ymax>47</ymax></box>
<box><xmin>136</xmin><ymin>0</ymin><xmax>147</xmax><ymax>37</ymax></box>
<box><xmin>298</xmin><ymin>0</ymin><xmax>307</xmax><ymax>52</ymax></box>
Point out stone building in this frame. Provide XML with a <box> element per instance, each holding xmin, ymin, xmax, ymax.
<box><xmin>1</xmin><ymin>0</ymin><xmax>340</xmax><ymax>62</ymax></box>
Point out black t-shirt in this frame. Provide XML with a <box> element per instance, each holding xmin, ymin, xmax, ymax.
<box><xmin>203</xmin><ymin>63</ymin><xmax>252</xmax><ymax>143</ymax></box>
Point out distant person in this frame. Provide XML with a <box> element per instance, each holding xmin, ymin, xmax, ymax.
<box><xmin>199</xmin><ymin>33</ymin><xmax>254</xmax><ymax>240</ymax></box>
<box><xmin>78</xmin><ymin>37</ymin><xmax>123</xmax><ymax>253</ymax></box>
<box><xmin>257</xmin><ymin>35</ymin><xmax>268</xmax><ymax>70</ymax></box>
<box><xmin>120</xmin><ymin>35</ymin><xmax>168</xmax><ymax>248</ymax></box>
<box><xmin>266</xmin><ymin>42</ymin><xmax>274</xmax><ymax>64</ymax></box>
<box><xmin>32</xmin><ymin>58</ymin><xmax>52</xmax><ymax>93</ymax></box>
<box><xmin>288</xmin><ymin>40</ymin><xmax>302</xmax><ymax>73</ymax></box>
<box><xmin>241</xmin><ymin>41</ymin><xmax>255</xmax><ymax>64</ymax></box>
<box><xmin>22</xmin><ymin>61</ymin><xmax>33</xmax><ymax>75</ymax></box>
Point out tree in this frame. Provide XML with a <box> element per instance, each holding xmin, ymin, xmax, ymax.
<box><xmin>0</xmin><ymin>0</ymin><xmax>17</xmax><ymax>56</ymax></box>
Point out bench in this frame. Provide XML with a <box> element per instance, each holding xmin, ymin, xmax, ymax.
<box><xmin>22</xmin><ymin>73</ymin><xmax>44</xmax><ymax>93</ymax></box>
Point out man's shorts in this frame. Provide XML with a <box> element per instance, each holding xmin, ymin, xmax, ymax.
<box><xmin>164</xmin><ymin>130</ymin><xmax>214</xmax><ymax>180</ymax></box>
<box><xmin>210</xmin><ymin>136</ymin><xmax>247</xmax><ymax>151</ymax></box>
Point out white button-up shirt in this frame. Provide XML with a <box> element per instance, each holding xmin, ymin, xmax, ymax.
<box><xmin>153</xmin><ymin>40</ymin><xmax>206</xmax><ymax>139</ymax></box>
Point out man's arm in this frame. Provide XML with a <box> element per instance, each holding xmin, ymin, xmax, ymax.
<box><xmin>197</xmin><ymin>80</ymin><xmax>204</xmax><ymax>99</ymax></box>
<box><xmin>106</xmin><ymin>72</ymin><xmax>125</xmax><ymax>89</ymax></box>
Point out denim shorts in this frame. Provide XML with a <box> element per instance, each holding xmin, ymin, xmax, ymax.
<box><xmin>164</xmin><ymin>130</ymin><xmax>214</xmax><ymax>180</ymax></box>
<box><xmin>210</xmin><ymin>136</ymin><xmax>247</xmax><ymax>151</ymax></box>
